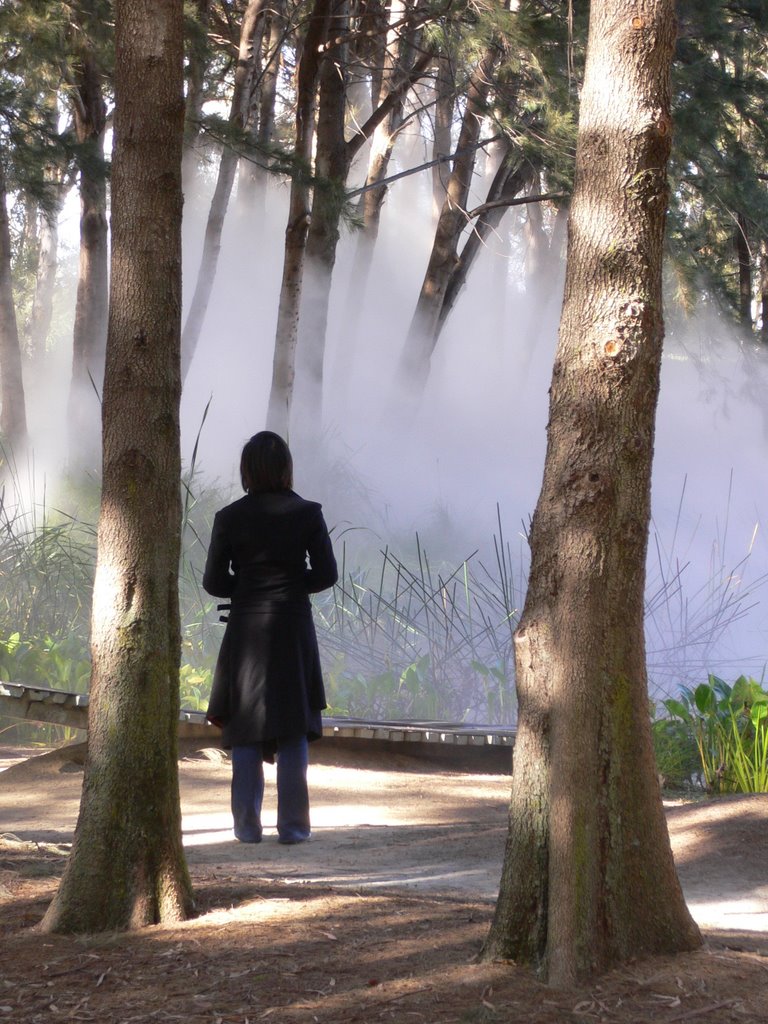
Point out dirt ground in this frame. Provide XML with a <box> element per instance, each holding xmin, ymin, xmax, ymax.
<box><xmin>1</xmin><ymin>739</ymin><xmax>767</xmax><ymax>1024</ymax></box>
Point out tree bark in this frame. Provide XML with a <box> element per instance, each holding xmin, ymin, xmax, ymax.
<box><xmin>68</xmin><ymin>45</ymin><xmax>109</xmax><ymax>471</ymax></box>
<box><xmin>431</xmin><ymin>53</ymin><xmax>454</xmax><ymax>219</ymax></box>
<box><xmin>482</xmin><ymin>0</ymin><xmax>701</xmax><ymax>984</ymax></box>
<box><xmin>0</xmin><ymin>155</ymin><xmax>28</xmax><ymax>457</ymax></box>
<box><xmin>397</xmin><ymin>43</ymin><xmax>498</xmax><ymax>398</ymax></box>
<box><xmin>181</xmin><ymin>0</ymin><xmax>268</xmax><ymax>382</ymax></box>
<box><xmin>41</xmin><ymin>0</ymin><xmax>193</xmax><ymax>934</ymax></box>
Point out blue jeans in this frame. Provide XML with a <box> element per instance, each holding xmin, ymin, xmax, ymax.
<box><xmin>231</xmin><ymin>737</ymin><xmax>311</xmax><ymax>843</ymax></box>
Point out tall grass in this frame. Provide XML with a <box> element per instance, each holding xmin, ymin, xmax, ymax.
<box><xmin>645</xmin><ymin>475</ymin><xmax>766</xmax><ymax>701</ymax></box>
<box><xmin>0</xmin><ymin>445</ymin><xmax>226</xmax><ymax>735</ymax></box>
<box><xmin>0</xmin><ymin>455</ymin><xmax>97</xmax><ymax>741</ymax></box>
<box><xmin>314</xmin><ymin>507</ymin><xmax>522</xmax><ymax>723</ymax></box>
<box><xmin>1</xmin><ymin>453</ymin><xmax>764</xmax><ymax>735</ymax></box>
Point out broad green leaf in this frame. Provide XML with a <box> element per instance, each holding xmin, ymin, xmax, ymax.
<box><xmin>663</xmin><ymin>698</ymin><xmax>691</xmax><ymax>722</ymax></box>
<box><xmin>694</xmin><ymin>683</ymin><xmax>716</xmax><ymax>714</ymax></box>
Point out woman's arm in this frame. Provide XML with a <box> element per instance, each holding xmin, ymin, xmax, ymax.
<box><xmin>202</xmin><ymin>512</ymin><xmax>237</xmax><ymax>597</ymax></box>
<box><xmin>305</xmin><ymin>508</ymin><xmax>338</xmax><ymax>594</ymax></box>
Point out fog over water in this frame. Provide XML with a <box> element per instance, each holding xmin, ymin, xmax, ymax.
<box><xmin>180</xmin><ymin>162</ymin><xmax>768</xmax><ymax>704</ymax></box>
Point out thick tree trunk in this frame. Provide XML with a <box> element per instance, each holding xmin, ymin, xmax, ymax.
<box><xmin>68</xmin><ymin>47</ymin><xmax>109</xmax><ymax>471</ymax></box>
<box><xmin>397</xmin><ymin>43</ymin><xmax>498</xmax><ymax>397</ymax></box>
<box><xmin>0</xmin><ymin>157</ymin><xmax>28</xmax><ymax>456</ymax></box>
<box><xmin>181</xmin><ymin>0</ymin><xmax>268</xmax><ymax>381</ymax></box>
<box><xmin>41</xmin><ymin>0</ymin><xmax>193</xmax><ymax>934</ymax></box>
<box><xmin>482</xmin><ymin>0</ymin><xmax>701</xmax><ymax>984</ymax></box>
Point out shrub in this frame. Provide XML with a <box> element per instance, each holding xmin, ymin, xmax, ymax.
<box><xmin>661</xmin><ymin>674</ymin><xmax>768</xmax><ymax>793</ymax></box>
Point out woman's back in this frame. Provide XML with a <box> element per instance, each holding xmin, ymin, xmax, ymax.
<box><xmin>203</xmin><ymin>490</ymin><xmax>337</xmax><ymax>605</ymax></box>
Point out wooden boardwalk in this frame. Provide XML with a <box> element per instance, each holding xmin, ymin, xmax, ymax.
<box><xmin>0</xmin><ymin>682</ymin><xmax>515</xmax><ymax>766</ymax></box>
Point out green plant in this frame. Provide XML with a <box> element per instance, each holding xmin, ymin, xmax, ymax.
<box><xmin>727</xmin><ymin>697</ymin><xmax>768</xmax><ymax>792</ymax></box>
<box><xmin>178</xmin><ymin>663</ymin><xmax>213</xmax><ymax>711</ymax></box>
<box><xmin>0</xmin><ymin>631</ymin><xmax>91</xmax><ymax>691</ymax></box>
<box><xmin>662</xmin><ymin>674</ymin><xmax>768</xmax><ymax>793</ymax></box>
<box><xmin>651</xmin><ymin>713</ymin><xmax>700</xmax><ymax>789</ymax></box>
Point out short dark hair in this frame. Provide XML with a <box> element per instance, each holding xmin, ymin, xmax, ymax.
<box><xmin>240</xmin><ymin>432</ymin><xmax>293</xmax><ymax>493</ymax></box>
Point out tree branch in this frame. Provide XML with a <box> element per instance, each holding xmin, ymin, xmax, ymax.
<box><xmin>346</xmin><ymin>49</ymin><xmax>434</xmax><ymax>160</ymax></box>
<box><xmin>317</xmin><ymin>0</ymin><xmax>455</xmax><ymax>53</ymax></box>
<box><xmin>466</xmin><ymin>191</ymin><xmax>567</xmax><ymax>219</ymax></box>
<box><xmin>346</xmin><ymin>135</ymin><xmax>502</xmax><ymax>198</ymax></box>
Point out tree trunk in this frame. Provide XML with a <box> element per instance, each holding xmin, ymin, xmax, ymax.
<box><xmin>183</xmin><ymin>0</ymin><xmax>212</xmax><ymax>179</ymax></box>
<box><xmin>481</xmin><ymin>0</ymin><xmax>701</xmax><ymax>984</ymax></box>
<box><xmin>341</xmin><ymin>0</ymin><xmax>411</xmax><ymax>352</ymax></box>
<box><xmin>735</xmin><ymin>211</ymin><xmax>752</xmax><ymax>330</ymax></box>
<box><xmin>237</xmin><ymin>0</ymin><xmax>285</xmax><ymax>210</ymax></box>
<box><xmin>256</xmin><ymin>5</ymin><xmax>282</xmax><ymax>150</ymax></box>
<box><xmin>431</xmin><ymin>54</ymin><xmax>454</xmax><ymax>219</ymax></box>
<box><xmin>761</xmin><ymin>238</ymin><xmax>768</xmax><ymax>344</ymax></box>
<box><xmin>295</xmin><ymin>36</ymin><xmax>433</xmax><ymax>436</ymax></box>
<box><xmin>266</xmin><ymin>0</ymin><xmax>333</xmax><ymax>436</ymax></box>
<box><xmin>68</xmin><ymin>46</ymin><xmax>109</xmax><ymax>471</ymax></box>
<box><xmin>181</xmin><ymin>0</ymin><xmax>268</xmax><ymax>381</ymax></box>
<box><xmin>41</xmin><ymin>0</ymin><xmax>193</xmax><ymax>934</ymax></box>
<box><xmin>28</xmin><ymin>186</ymin><xmax>66</xmax><ymax>365</ymax></box>
<box><xmin>268</xmin><ymin>1</ymin><xmax>429</xmax><ymax>434</ymax></box>
<box><xmin>292</xmin><ymin>0</ymin><xmax>351</xmax><ymax>438</ymax></box>
<box><xmin>435</xmin><ymin>146</ymin><xmax>535</xmax><ymax>338</ymax></box>
<box><xmin>397</xmin><ymin>43</ymin><xmax>498</xmax><ymax>397</ymax></box>
<box><xmin>524</xmin><ymin>170</ymin><xmax>548</xmax><ymax>285</ymax></box>
<box><xmin>0</xmin><ymin>155</ymin><xmax>28</xmax><ymax>457</ymax></box>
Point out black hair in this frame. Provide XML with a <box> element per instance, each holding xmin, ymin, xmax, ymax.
<box><xmin>240</xmin><ymin>431</ymin><xmax>293</xmax><ymax>493</ymax></box>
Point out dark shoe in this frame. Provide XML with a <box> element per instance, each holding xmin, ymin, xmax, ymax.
<box><xmin>235</xmin><ymin>831</ymin><xmax>262</xmax><ymax>844</ymax></box>
<box><xmin>278</xmin><ymin>832</ymin><xmax>311</xmax><ymax>845</ymax></box>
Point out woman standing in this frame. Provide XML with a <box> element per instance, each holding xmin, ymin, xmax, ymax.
<box><xmin>203</xmin><ymin>431</ymin><xmax>338</xmax><ymax>844</ymax></box>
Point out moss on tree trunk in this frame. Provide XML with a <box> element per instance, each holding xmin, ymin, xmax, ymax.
<box><xmin>41</xmin><ymin>0</ymin><xmax>193</xmax><ymax>934</ymax></box>
<box><xmin>482</xmin><ymin>0</ymin><xmax>701</xmax><ymax>984</ymax></box>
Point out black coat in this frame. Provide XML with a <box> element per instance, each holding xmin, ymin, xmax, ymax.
<box><xmin>202</xmin><ymin>489</ymin><xmax>338</xmax><ymax>750</ymax></box>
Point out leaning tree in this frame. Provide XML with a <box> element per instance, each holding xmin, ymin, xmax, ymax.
<box><xmin>41</xmin><ymin>0</ymin><xmax>194</xmax><ymax>932</ymax></box>
<box><xmin>482</xmin><ymin>0</ymin><xmax>702</xmax><ymax>984</ymax></box>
